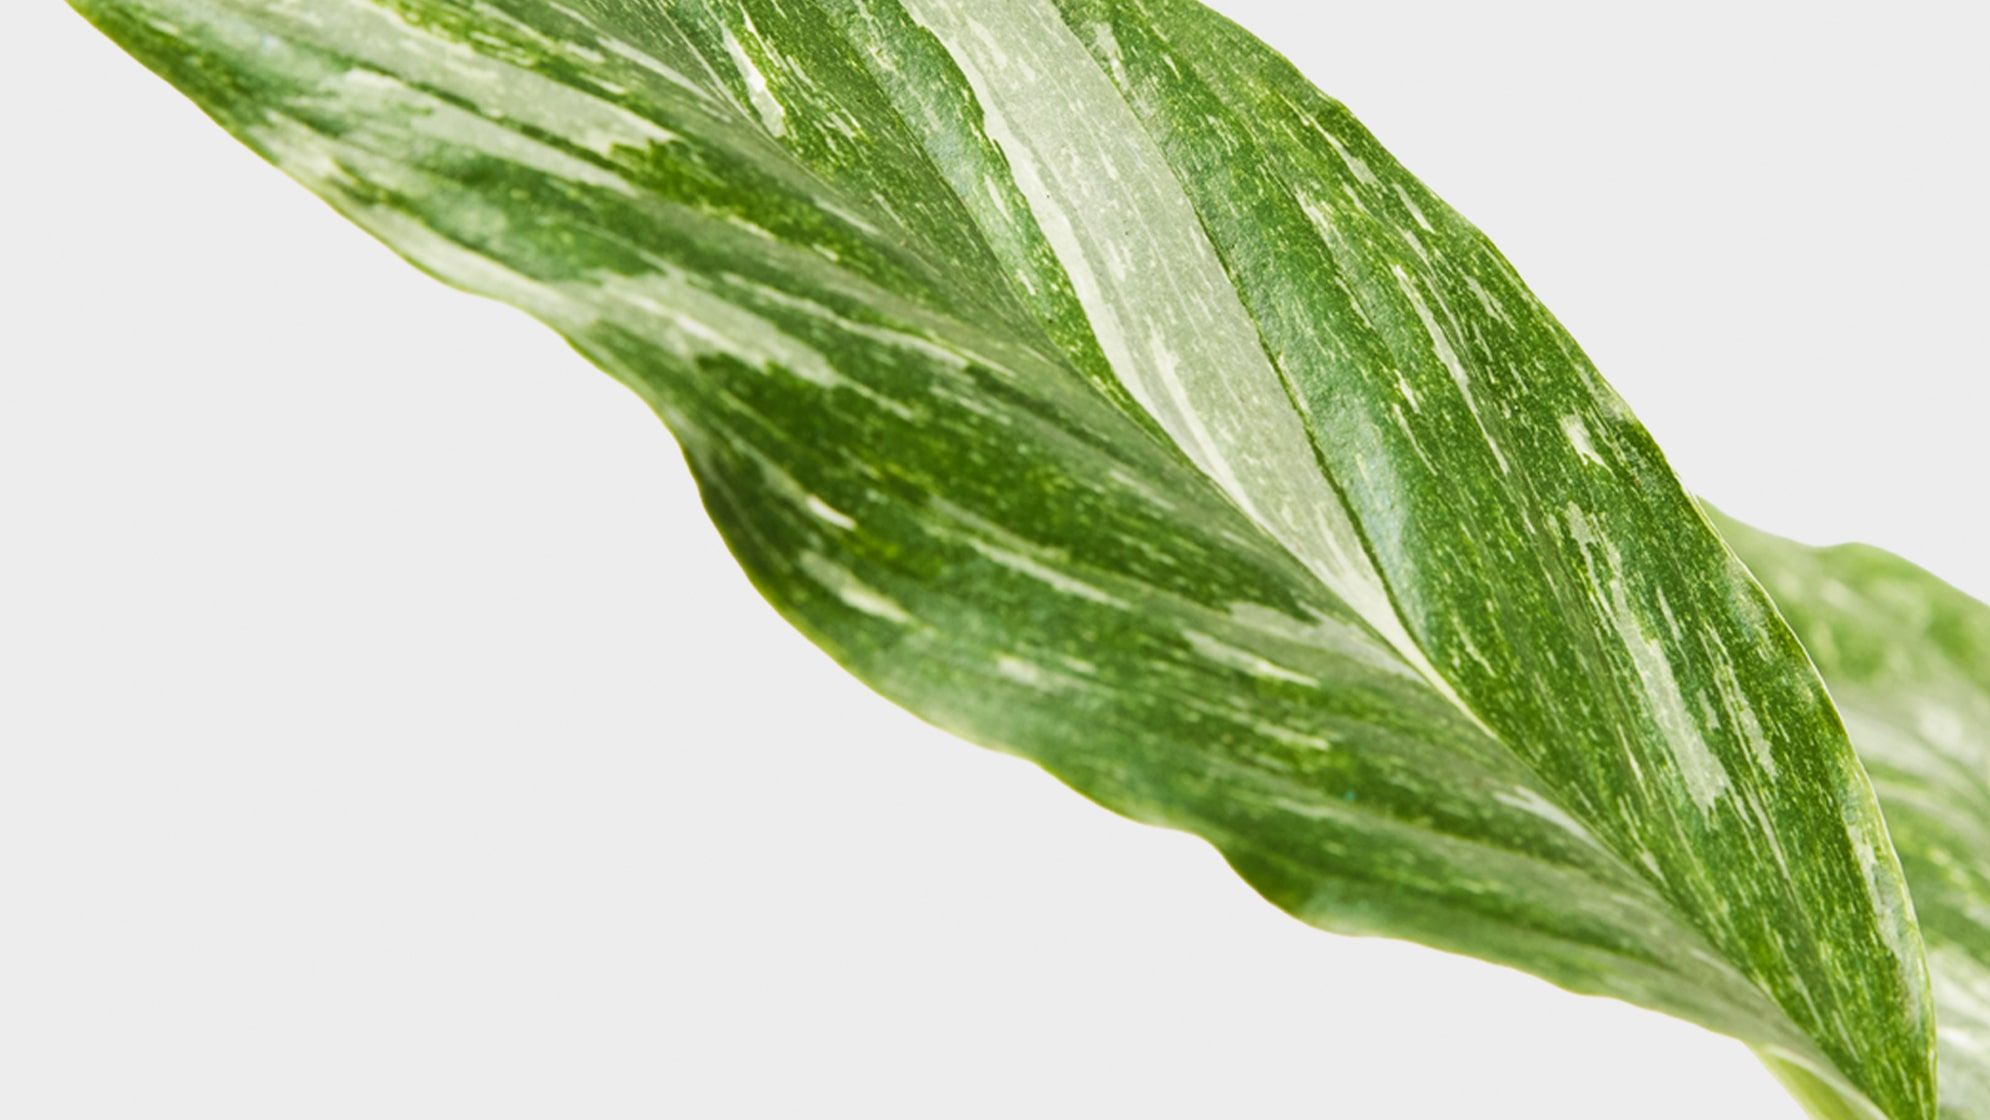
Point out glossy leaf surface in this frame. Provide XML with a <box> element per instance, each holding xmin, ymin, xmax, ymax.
<box><xmin>69</xmin><ymin>1</ymin><xmax>1937</xmax><ymax>1114</ymax></box>
<box><xmin>1723</xmin><ymin>514</ymin><xmax>1990</xmax><ymax>1119</ymax></box>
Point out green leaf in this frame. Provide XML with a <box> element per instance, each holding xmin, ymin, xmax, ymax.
<box><xmin>1719</xmin><ymin>514</ymin><xmax>1990</xmax><ymax>1119</ymax></box>
<box><xmin>68</xmin><ymin>1</ymin><xmax>1936</xmax><ymax>1115</ymax></box>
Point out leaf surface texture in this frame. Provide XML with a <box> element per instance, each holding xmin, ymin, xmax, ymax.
<box><xmin>70</xmin><ymin>1</ymin><xmax>1942</xmax><ymax>1114</ymax></box>
<box><xmin>1723</xmin><ymin>515</ymin><xmax>1990</xmax><ymax>1119</ymax></box>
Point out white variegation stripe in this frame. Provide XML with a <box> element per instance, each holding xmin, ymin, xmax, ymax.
<box><xmin>896</xmin><ymin>0</ymin><xmax>1469</xmax><ymax>716</ymax></box>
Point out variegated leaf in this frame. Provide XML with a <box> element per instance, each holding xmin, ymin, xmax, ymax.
<box><xmin>1721</xmin><ymin>514</ymin><xmax>1990</xmax><ymax>1119</ymax></box>
<box><xmin>68</xmin><ymin>1</ymin><xmax>1935</xmax><ymax>1115</ymax></box>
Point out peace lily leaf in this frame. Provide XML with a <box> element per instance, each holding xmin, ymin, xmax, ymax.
<box><xmin>1720</xmin><ymin>514</ymin><xmax>1990</xmax><ymax>1119</ymax></box>
<box><xmin>69</xmin><ymin>1</ymin><xmax>1935</xmax><ymax>1115</ymax></box>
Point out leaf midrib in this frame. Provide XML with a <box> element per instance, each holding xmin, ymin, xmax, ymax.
<box><xmin>640</xmin><ymin>4</ymin><xmax>1864</xmax><ymax>1055</ymax></box>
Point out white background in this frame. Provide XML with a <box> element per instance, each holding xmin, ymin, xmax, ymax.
<box><xmin>4</xmin><ymin>2</ymin><xmax>1984</xmax><ymax>1117</ymax></box>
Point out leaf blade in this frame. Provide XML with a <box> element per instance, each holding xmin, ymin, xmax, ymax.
<box><xmin>68</xmin><ymin>1</ymin><xmax>1934</xmax><ymax>1115</ymax></box>
<box><xmin>1719</xmin><ymin>513</ymin><xmax>1990</xmax><ymax>1119</ymax></box>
